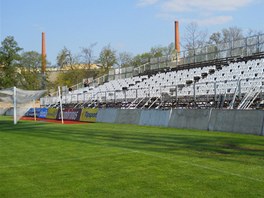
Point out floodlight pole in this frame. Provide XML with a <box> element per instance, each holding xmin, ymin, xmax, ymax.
<box><xmin>13</xmin><ymin>86</ymin><xmax>17</xmax><ymax>125</ymax></box>
<box><xmin>58</xmin><ymin>86</ymin><xmax>64</xmax><ymax>124</ymax></box>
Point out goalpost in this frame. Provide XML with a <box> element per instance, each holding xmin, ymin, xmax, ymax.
<box><xmin>0</xmin><ymin>87</ymin><xmax>46</xmax><ymax>124</ymax></box>
<box><xmin>58</xmin><ymin>86</ymin><xmax>64</xmax><ymax>124</ymax></box>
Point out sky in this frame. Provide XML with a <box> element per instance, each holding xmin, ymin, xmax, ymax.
<box><xmin>0</xmin><ymin>0</ymin><xmax>263</xmax><ymax>66</ymax></box>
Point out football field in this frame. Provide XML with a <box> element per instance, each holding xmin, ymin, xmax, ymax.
<box><xmin>0</xmin><ymin>116</ymin><xmax>263</xmax><ymax>197</ymax></box>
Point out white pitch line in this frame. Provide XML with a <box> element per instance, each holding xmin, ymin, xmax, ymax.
<box><xmin>0</xmin><ymin>151</ymin><xmax>132</xmax><ymax>169</ymax></box>
<box><xmin>123</xmin><ymin>148</ymin><xmax>264</xmax><ymax>183</ymax></box>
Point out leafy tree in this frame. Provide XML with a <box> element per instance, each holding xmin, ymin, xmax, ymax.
<box><xmin>19</xmin><ymin>51</ymin><xmax>42</xmax><ymax>70</ymax></box>
<box><xmin>56</xmin><ymin>47</ymin><xmax>75</xmax><ymax>68</ymax></box>
<box><xmin>208</xmin><ymin>32</ymin><xmax>222</xmax><ymax>45</ymax></box>
<box><xmin>131</xmin><ymin>52</ymin><xmax>151</xmax><ymax>67</ymax></box>
<box><xmin>55</xmin><ymin>67</ymin><xmax>99</xmax><ymax>87</ymax></box>
<box><xmin>56</xmin><ymin>48</ymin><xmax>80</xmax><ymax>87</ymax></box>
<box><xmin>55</xmin><ymin>69</ymin><xmax>84</xmax><ymax>88</ymax></box>
<box><xmin>98</xmin><ymin>44</ymin><xmax>117</xmax><ymax>73</ymax></box>
<box><xmin>150</xmin><ymin>46</ymin><xmax>165</xmax><ymax>58</ymax></box>
<box><xmin>55</xmin><ymin>46</ymin><xmax>101</xmax><ymax>89</ymax></box>
<box><xmin>0</xmin><ymin>36</ymin><xmax>22</xmax><ymax>88</ymax></box>
<box><xmin>18</xmin><ymin>51</ymin><xmax>42</xmax><ymax>90</ymax></box>
<box><xmin>164</xmin><ymin>43</ymin><xmax>176</xmax><ymax>56</ymax></box>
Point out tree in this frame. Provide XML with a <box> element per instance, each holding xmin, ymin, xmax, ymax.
<box><xmin>183</xmin><ymin>22</ymin><xmax>208</xmax><ymax>50</ymax></box>
<box><xmin>56</xmin><ymin>47</ymin><xmax>76</xmax><ymax>68</ymax></box>
<box><xmin>117</xmin><ymin>51</ymin><xmax>133</xmax><ymax>68</ymax></box>
<box><xmin>55</xmin><ymin>46</ymin><xmax>102</xmax><ymax>89</ymax></box>
<box><xmin>18</xmin><ymin>51</ymin><xmax>42</xmax><ymax>90</ymax></box>
<box><xmin>150</xmin><ymin>46</ymin><xmax>165</xmax><ymax>58</ymax></box>
<box><xmin>98</xmin><ymin>44</ymin><xmax>117</xmax><ymax>73</ymax></box>
<box><xmin>208</xmin><ymin>27</ymin><xmax>244</xmax><ymax>45</ymax></box>
<box><xmin>80</xmin><ymin>42</ymin><xmax>97</xmax><ymax>70</ymax></box>
<box><xmin>55</xmin><ymin>69</ymin><xmax>86</xmax><ymax>88</ymax></box>
<box><xmin>207</xmin><ymin>27</ymin><xmax>244</xmax><ymax>57</ymax></box>
<box><xmin>55</xmin><ymin>47</ymin><xmax>81</xmax><ymax>87</ymax></box>
<box><xmin>0</xmin><ymin>36</ymin><xmax>23</xmax><ymax>88</ymax></box>
<box><xmin>131</xmin><ymin>52</ymin><xmax>152</xmax><ymax>67</ymax></box>
<box><xmin>163</xmin><ymin>42</ymin><xmax>176</xmax><ymax>56</ymax></box>
<box><xmin>79</xmin><ymin>43</ymin><xmax>97</xmax><ymax>80</ymax></box>
<box><xmin>245</xmin><ymin>29</ymin><xmax>263</xmax><ymax>37</ymax></box>
<box><xmin>221</xmin><ymin>27</ymin><xmax>243</xmax><ymax>43</ymax></box>
<box><xmin>208</xmin><ymin>32</ymin><xmax>222</xmax><ymax>45</ymax></box>
<box><xmin>19</xmin><ymin>51</ymin><xmax>42</xmax><ymax>70</ymax></box>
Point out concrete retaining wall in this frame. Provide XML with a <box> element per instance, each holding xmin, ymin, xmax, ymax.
<box><xmin>96</xmin><ymin>108</ymin><xmax>264</xmax><ymax>136</ymax></box>
<box><xmin>139</xmin><ymin>109</ymin><xmax>171</xmax><ymax>127</ymax></box>
<box><xmin>96</xmin><ymin>108</ymin><xmax>118</xmax><ymax>123</ymax></box>
<box><xmin>209</xmin><ymin>109</ymin><xmax>264</xmax><ymax>136</ymax></box>
<box><xmin>115</xmin><ymin>109</ymin><xmax>141</xmax><ymax>125</ymax></box>
<box><xmin>168</xmin><ymin>109</ymin><xmax>211</xmax><ymax>130</ymax></box>
<box><xmin>2</xmin><ymin>106</ymin><xmax>263</xmax><ymax>136</ymax></box>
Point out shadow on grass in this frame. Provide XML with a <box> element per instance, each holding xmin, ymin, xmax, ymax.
<box><xmin>1</xmin><ymin>119</ymin><xmax>264</xmax><ymax>165</ymax></box>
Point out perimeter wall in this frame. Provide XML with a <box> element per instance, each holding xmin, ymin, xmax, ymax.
<box><xmin>97</xmin><ymin>108</ymin><xmax>264</xmax><ymax>136</ymax></box>
<box><xmin>1</xmin><ymin>107</ymin><xmax>263</xmax><ymax>136</ymax></box>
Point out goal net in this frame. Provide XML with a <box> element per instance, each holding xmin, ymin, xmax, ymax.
<box><xmin>0</xmin><ymin>87</ymin><xmax>46</xmax><ymax>124</ymax></box>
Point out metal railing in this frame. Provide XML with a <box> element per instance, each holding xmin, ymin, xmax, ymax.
<box><xmin>40</xmin><ymin>77</ymin><xmax>264</xmax><ymax>108</ymax></box>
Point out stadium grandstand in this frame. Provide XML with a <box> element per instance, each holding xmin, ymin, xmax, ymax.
<box><xmin>40</xmin><ymin>33</ymin><xmax>264</xmax><ymax>110</ymax></box>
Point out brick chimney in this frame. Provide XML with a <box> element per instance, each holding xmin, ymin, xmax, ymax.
<box><xmin>41</xmin><ymin>32</ymin><xmax>46</xmax><ymax>74</ymax></box>
<box><xmin>175</xmin><ymin>21</ymin><xmax>180</xmax><ymax>53</ymax></box>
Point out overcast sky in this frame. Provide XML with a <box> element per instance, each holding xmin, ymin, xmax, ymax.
<box><xmin>1</xmin><ymin>0</ymin><xmax>263</xmax><ymax>65</ymax></box>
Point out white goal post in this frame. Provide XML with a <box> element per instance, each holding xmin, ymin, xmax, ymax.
<box><xmin>0</xmin><ymin>87</ymin><xmax>46</xmax><ymax>124</ymax></box>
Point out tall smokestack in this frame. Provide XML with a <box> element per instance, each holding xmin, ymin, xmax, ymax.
<box><xmin>175</xmin><ymin>21</ymin><xmax>180</xmax><ymax>53</ymax></box>
<box><xmin>41</xmin><ymin>32</ymin><xmax>46</xmax><ymax>74</ymax></box>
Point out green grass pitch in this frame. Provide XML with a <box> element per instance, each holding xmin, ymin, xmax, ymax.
<box><xmin>0</xmin><ymin>116</ymin><xmax>263</xmax><ymax>197</ymax></box>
